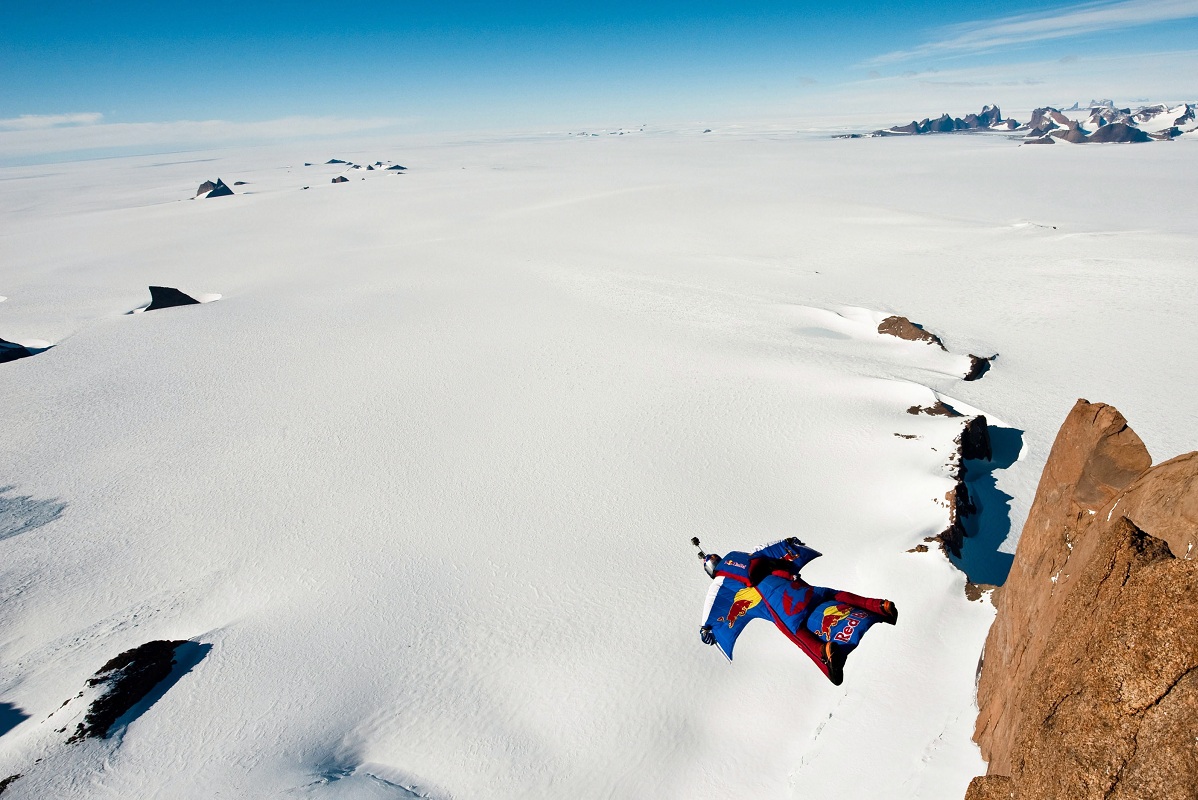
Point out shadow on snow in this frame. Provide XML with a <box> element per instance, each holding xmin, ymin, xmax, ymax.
<box><xmin>0</xmin><ymin>485</ymin><xmax>67</xmax><ymax>542</ymax></box>
<box><xmin>952</xmin><ymin>426</ymin><xmax>1023</xmax><ymax>586</ymax></box>
<box><xmin>107</xmin><ymin>641</ymin><xmax>213</xmax><ymax>741</ymax></box>
<box><xmin>0</xmin><ymin>701</ymin><xmax>30</xmax><ymax>738</ymax></box>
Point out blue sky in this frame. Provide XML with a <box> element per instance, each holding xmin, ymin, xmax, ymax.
<box><xmin>1</xmin><ymin>0</ymin><xmax>1196</xmax><ymax>157</ymax></box>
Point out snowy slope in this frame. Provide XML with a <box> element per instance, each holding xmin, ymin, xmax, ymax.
<box><xmin>0</xmin><ymin>131</ymin><xmax>1195</xmax><ymax>798</ymax></box>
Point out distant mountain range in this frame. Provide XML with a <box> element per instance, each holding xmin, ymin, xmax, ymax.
<box><xmin>850</xmin><ymin>103</ymin><xmax>1197</xmax><ymax>144</ymax></box>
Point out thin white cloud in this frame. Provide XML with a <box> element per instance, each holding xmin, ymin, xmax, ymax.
<box><xmin>793</xmin><ymin>47</ymin><xmax>1198</xmax><ymax>123</ymax></box>
<box><xmin>868</xmin><ymin>0</ymin><xmax>1198</xmax><ymax>65</ymax></box>
<box><xmin>0</xmin><ymin>112</ymin><xmax>104</xmax><ymax>130</ymax></box>
<box><xmin>0</xmin><ymin>116</ymin><xmax>410</xmax><ymax>159</ymax></box>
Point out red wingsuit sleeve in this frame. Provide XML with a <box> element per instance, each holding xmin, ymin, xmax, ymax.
<box><xmin>826</xmin><ymin>590</ymin><xmax>890</xmax><ymax>616</ymax></box>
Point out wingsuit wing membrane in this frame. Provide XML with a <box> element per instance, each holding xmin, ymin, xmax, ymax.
<box><xmin>752</xmin><ymin>538</ymin><xmax>822</xmax><ymax>570</ymax></box>
<box><xmin>702</xmin><ymin>578</ymin><xmax>771</xmax><ymax>661</ymax></box>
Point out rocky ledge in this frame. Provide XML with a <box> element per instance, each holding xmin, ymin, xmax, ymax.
<box><xmin>968</xmin><ymin>399</ymin><xmax>1198</xmax><ymax>800</ymax></box>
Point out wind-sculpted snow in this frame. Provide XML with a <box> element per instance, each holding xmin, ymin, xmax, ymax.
<box><xmin>0</xmin><ymin>131</ymin><xmax>1194</xmax><ymax>798</ymax></box>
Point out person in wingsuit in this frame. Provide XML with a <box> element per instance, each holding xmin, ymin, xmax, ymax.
<box><xmin>695</xmin><ymin>537</ymin><xmax>897</xmax><ymax>685</ymax></box>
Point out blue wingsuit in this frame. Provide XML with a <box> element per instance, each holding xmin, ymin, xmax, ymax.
<box><xmin>700</xmin><ymin>538</ymin><xmax>896</xmax><ymax>684</ymax></box>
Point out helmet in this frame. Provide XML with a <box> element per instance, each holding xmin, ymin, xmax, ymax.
<box><xmin>703</xmin><ymin>553</ymin><xmax>722</xmax><ymax>579</ymax></box>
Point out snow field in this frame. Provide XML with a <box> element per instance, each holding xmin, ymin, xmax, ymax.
<box><xmin>0</xmin><ymin>130</ymin><xmax>1195</xmax><ymax>798</ymax></box>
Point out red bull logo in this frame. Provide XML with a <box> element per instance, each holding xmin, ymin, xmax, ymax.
<box><xmin>817</xmin><ymin>604</ymin><xmax>872</xmax><ymax>644</ymax></box>
<box><xmin>833</xmin><ymin>610</ymin><xmax>870</xmax><ymax>643</ymax></box>
<box><xmin>818</xmin><ymin>604</ymin><xmax>854</xmax><ymax>640</ymax></box>
<box><xmin>717</xmin><ymin>586</ymin><xmax>762</xmax><ymax>628</ymax></box>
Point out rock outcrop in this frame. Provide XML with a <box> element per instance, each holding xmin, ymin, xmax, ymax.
<box><xmin>907</xmin><ymin>401</ymin><xmax>961</xmax><ymax>417</ymax></box>
<box><xmin>1026</xmin><ymin>107</ymin><xmax>1071</xmax><ymax>131</ymax></box>
<box><xmin>0</xmin><ymin>337</ymin><xmax>37</xmax><ymax>364</ymax></box>
<box><xmin>879</xmin><ymin>106</ymin><xmax>1008</xmax><ymax>136</ymax></box>
<box><xmin>196</xmin><ymin>178</ymin><xmax>233</xmax><ymax>198</ymax></box>
<box><xmin>1049</xmin><ymin>126</ymin><xmax>1088</xmax><ymax>144</ymax></box>
<box><xmin>1087</xmin><ymin>122</ymin><xmax>1152</xmax><ymax>144</ymax></box>
<box><xmin>969</xmin><ymin>399</ymin><xmax>1198</xmax><ymax>799</ymax></box>
<box><xmin>964</xmin><ymin>354</ymin><xmax>996</xmax><ymax>381</ymax></box>
<box><xmin>958</xmin><ymin>415</ymin><xmax>993</xmax><ymax>461</ymax></box>
<box><xmin>68</xmin><ymin>640</ymin><xmax>187</xmax><ymax>742</ymax></box>
<box><xmin>146</xmin><ymin>286</ymin><xmax>201</xmax><ymax>311</ymax></box>
<box><xmin>332</xmin><ymin>176</ymin><xmax>349</xmax><ymax>184</ymax></box>
<box><xmin>934</xmin><ymin>414</ymin><xmax>992</xmax><ymax>558</ymax></box>
<box><xmin>868</xmin><ymin>103</ymin><xmax>1194</xmax><ymax>144</ymax></box>
<box><xmin>878</xmin><ymin>315</ymin><xmax>946</xmax><ymax>349</ymax></box>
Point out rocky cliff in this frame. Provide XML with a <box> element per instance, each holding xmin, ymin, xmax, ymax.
<box><xmin>968</xmin><ymin>400</ymin><xmax>1198</xmax><ymax>799</ymax></box>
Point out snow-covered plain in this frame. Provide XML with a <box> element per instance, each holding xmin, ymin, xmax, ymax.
<box><xmin>1</xmin><ymin>129</ymin><xmax>1195</xmax><ymax>798</ymax></box>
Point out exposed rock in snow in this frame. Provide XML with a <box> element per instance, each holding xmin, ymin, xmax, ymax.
<box><xmin>67</xmin><ymin>640</ymin><xmax>188</xmax><ymax>743</ymax></box>
<box><xmin>957</xmin><ymin>415</ymin><xmax>993</xmax><ymax>462</ymax></box>
<box><xmin>1149</xmin><ymin>127</ymin><xmax>1182</xmax><ymax>141</ymax></box>
<box><xmin>937</xmin><ymin>416</ymin><xmax>994</xmax><ymax>558</ymax></box>
<box><xmin>1134</xmin><ymin>103</ymin><xmax>1169</xmax><ymax>123</ymax></box>
<box><xmin>196</xmin><ymin>178</ymin><xmax>233</xmax><ymax>198</ymax></box>
<box><xmin>878</xmin><ymin>315</ymin><xmax>947</xmax><ymax>349</ymax></box>
<box><xmin>964</xmin><ymin>354</ymin><xmax>996</xmax><ymax>381</ymax></box>
<box><xmin>935</xmin><ymin>414</ymin><xmax>995</xmax><ymax>560</ymax></box>
<box><xmin>907</xmin><ymin>401</ymin><xmax>961</xmax><ymax>417</ymax></box>
<box><xmin>332</xmin><ymin>176</ymin><xmax>349</xmax><ymax>183</ymax></box>
<box><xmin>1049</xmin><ymin>127</ymin><xmax>1088</xmax><ymax>144</ymax></box>
<box><xmin>878</xmin><ymin>105</ymin><xmax>1008</xmax><ymax>136</ymax></box>
<box><xmin>867</xmin><ymin>102</ymin><xmax>1186</xmax><ymax>145</ymax></box>
<box><xmin>929</xmin><ymin>113</ymin><xmax>958</xmax><ymax>133</ymax></box>
<box><xmin>143</xmin><ymin>286</ymin><xmax>221</xmax><ymax>311</ymax></box>
<box><xmin>146</xmin><ymin>286</ymin><xmax>200</xmax><ymax>311</ymax></box>
<box><xmin>1087</xmin><ymin>122</ymin><xmax>1151</xmax><ymax>143</ymax></box>
<box><xmin>1026</xmin><ymin>108</ymin><xmax>1070</xmax><ymax>131</ymax></box>
<box><xmin>0</xmin><ymin>338</ymin><xmax>37</xmax><ymax>364</ymax></box>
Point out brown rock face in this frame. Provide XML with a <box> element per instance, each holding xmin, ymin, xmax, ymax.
<box><xmin>1049</xmin><ymin>127</ymin><xmax>1088</xmax><ymax>144</ymax></box>
<box><xmin>971</xmin><ymin>399</ymin><xmax>1198</xmax><ymax>799</ymax></box>
<box><xmin>1027</xmin><ymin>108</ymin><xmax>1067</xmax><ymax>131</ymax></box>
<box><xmin>937</xmin><ymin>415</ymin><xmax>991</xmax><ymax>557</ymax></box>
<box><xmin>1111</xmin><ymin>451</ymin><xmax>1198</xmax><ymax>560</ymax></box>
<box><xmin>965</xmin><ymin>775</ymin><xmax>1012</xmax><ymax>800</ymax></box>
<box><xmin>878</xmin><ymin>315</ymin><xmax>947</xmax><ymax>350</ymax></box>
<box><xmin>907</xmin><ymin>401</ymin><xmax>961</xmax><ymax>417</ymax></box>
<box><xmin>939</xmin><ymin>481</ymin><xmax>975</xmax><ymax>558</ymax></box>
<box><xmin>1088</xmin><ymin>123</ymin><xmax>1151</xmax><ymax>144</ymax></box>
<box><xmin>964</xmin><ymin>354</ymin><xmax>996</xmax><ymax>381</ymax></box>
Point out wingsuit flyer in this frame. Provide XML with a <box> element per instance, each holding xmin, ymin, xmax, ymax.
<box><xmin>695</xmin><ymin>537</ymin><xmax>898</xmax><ymax>684</ymax></box>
